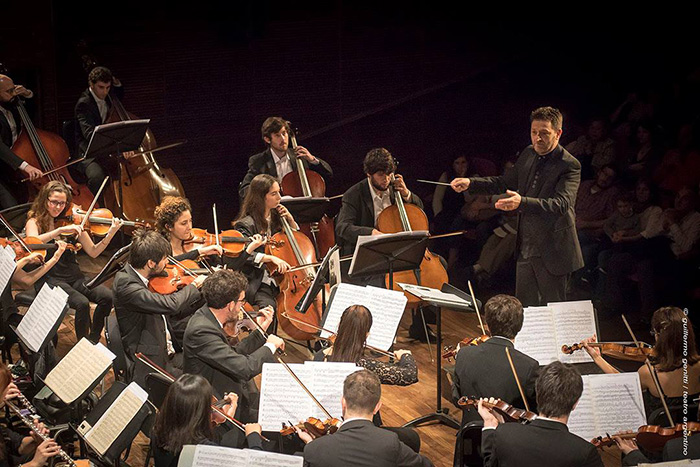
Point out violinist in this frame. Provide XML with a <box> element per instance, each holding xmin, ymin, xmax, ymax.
<box><xmin>73</xmin><ymin>66</ymin><xmax>124</xmax><ymax>196</ymax></box>
<box><xmin>334</xmin><ymin>148</ymin><xmax>429</xmax><ymax>340</ymax></box>
<box><xmin>582</xmin><ymin>306</ymin><xmax>700</xmax><ymax>420</ymax></box>
<box><xmin>237</xmin><ymin>117</ymin><xmax>332</xmax><ymax>200</ymax></box>
<box><xmin>301</xmin><ymin>369</ymin><xmax>433</xmax><ymax>467</ymax></box>
<box><xmin>112</xmin><ymin>229</ymin><xmax>205</xmax><ymax>387</ymax></box>
<box><xmin>150</xmin><ymin>374</ymin><xmax>263</xmax><ymax>467</ymax></box>
<box><xmin>452</xmin><ymin>295</ymin><xmax>539</xmax><ymax>426</ymax></box>
<box><xmin>233</xmin><ymin>174</ymin><xmax>294</xmax><ymax>330</ymax></box>
<box><xmin>0</xmin><ymin>75</ymin><xmax>43</xmax><ymax>208</ymax></box>
<box><xmin>183</xmin><ymin>269</ymin><xmax>283</xmax><ymax>425</ymax></box>
<box><xmin>25</xmin><ymin>181</ymin><xmax>122</xmax><ymax>342</ymax></box>
<box><xmin>478</xmin><ymin>361</ymin><xmax>603</xmax><ymax>467</ymax></box>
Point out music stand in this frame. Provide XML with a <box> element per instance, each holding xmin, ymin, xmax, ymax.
<box><xmin>280</xmin><ymin>196</ymin><xmax>329</xmax><ymax>224</ymax></box>
<box><xmin>296</xmin><ymin>245</ymin><xmax>339</xmax><ymax>315</ymax></box>
<box><xmin>349</xmin><ymin>231</ymin><xmax>429</xmax><ymax>290</ymax></box>
<box><xmin>401</xmin><ymin>283</ymin><xmax>476</xmax><ymax>430</ymax></box>
<box><xmin>85</xmin><ymin>243</ymin><xmax>132</xmax><ymax>290</ymax></box>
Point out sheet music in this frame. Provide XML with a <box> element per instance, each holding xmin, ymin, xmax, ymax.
<box><xmin>349</xmin><ymin>231</ymin><xmax>428</xmax><ymax>275</ymax></box>
<box><xmin>0</xmin><ymin>246</ymin><xmax>16</xmax><ymax>296</ymax></box>
<box><xmin>549</xmin><ymin>301</ymin><xmax>597</xmax><ymax>364</ymax></box>
<box><xmin>568</xmin><ymin>373</ymin><xmax>646</xmax><ymax>442</ymax></box>
<box><xmin>16</xmin><ymin>283</ymin><xmax>69</xmax><ymax>352</ymax></box>
<box><xmin>514</xmin><ymin>306</ymin><xmax>557</xmax><ymax>364</ymax></box>
<box><xmin>397</xmin><ymin>283</ymin><xmax>472</xmax><ymax>308</ymax></box>
<box><xmin>258</xmin><ymin>363</ymin><xmax>314</xmax><ymax>431</ymax></box>
<box><xmin>84</xmin><ymin>382</ymin><xmax>148</xmax><ymax>455</ymax></box>
<box><xmin>320</xmin><ymin>283</ymin><xmax>406</xmax><ymax>351</ymax></box>
<box><xmin>328</xmin><ymin>248</ymin><xmax>341</xmax><ymax>288</ymax></box>
<box><xmin>45</xmin><ymin>338</ymin><xmax>116</xmax><ymax>403</ymax></box>
<box><xmin>640</xmin><ymin>461</ymin><xmax>700</xmax><ymax>467</ymax></box>
<box><xmin>258</xmin><ymin>362</ymin><xmax>357</xmax><ymax>431</ymax></box>
<box><xmin>182</xmin><ymin>445</ymin><xmax>303</xmax><ymax>467</ymax></box>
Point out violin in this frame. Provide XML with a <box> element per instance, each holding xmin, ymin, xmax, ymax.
<box><xmin>147</xmin><ymin>258</ymin><xmax>201</xmax><ymax>294</ymax></box>
<box><xmin>55</xmin><ymin>205</ymin><xmax>147</xmax><ymax>237</ymax></box>
<box><xmin>561</xmin><ymin>341</ymin><xmax>653</xmax><ymax>362</ymax></box>
<box><xmin>0</xmin><ymin>236</ymin><xmax>56</xmax><ymax>261</ymax></box>
<box><xmin>442</xmin><ymin>335</ymin><xmax>490</xmax><ymax>361</ymax></box>
<box><xmin>280</xmin><ymin>417</ymin><xmax>342</xmax><ymax>438</ymax></box>
<box><xmin>184</xmin><ymin>228</ymin><xmax>282</xmax><ymax>257</ymax></box>
<box><xmin>591</xmin><ymin>422</ymin><xmax>700</xmax><ymax>452</ymax></box>
<box><xmin>457</xmin><ymin>397</ymin><xmax>537</xmax><ymax>423</ymax></box>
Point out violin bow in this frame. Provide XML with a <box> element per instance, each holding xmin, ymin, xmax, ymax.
<box><xmin>166</xmin><ymin>256</ymin><xmax>201</xmax><ymax>278</ymax></box>
<box><xmin>621</xmin><ymin>314</ymin><xmax>674</xmax><ymax>427</ymax></box>
<box><xmin>505</xmin><ymin>346</ymin><xmax>530</xmax><ymax>412</ymax></box>
<box><xmin>212</xmin><ymin>203</ymin><xmax>221</xmax><ymax>256</ymax></box>
<box><xmin>467</xmin><ymin>280</ymin><xmax>487</xmax><ymax>336</ymax></box>
<box><xmin>79</xmin><ymin>176</ymin><xmax>110</xmax><ymax>231</ymax></box>
<box><xmin>241</xmin><ymin>308</ymin><xmax>334</xmax><ymax>420</ymax></box>
<box><xmin>0</xmin><ymin>213</ymin><xmax>33</xmax><ymax>257</ymax></box>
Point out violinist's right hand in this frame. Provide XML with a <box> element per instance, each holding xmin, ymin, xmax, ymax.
<box><xmin>223</xmin><ymin>392</ymin><xmax>239</xmax><ymax>419</ymax></box>
<box><xmin>451</xmin><ymin>177</ymin><xmax>471</xmax><ymax>193</ymax></box>
<box><xmin>612</xmin><ymin>431</ymin><xmax>639</xmax><ymax>455</ymax></box>
<box><xmin>266</xmin><ymin>255</ymin><xmax>291</xmax><ymax>274</ymax></box>
<box><xmin>199</xmin><ymin>244</ymin><xmax>223</xmax><ymax>257</ymax></box>
<box><xmin>477</xmin><ymin>398</ymin><xmax>504</xmax><ymax>428</ymax></box>
<box><xmin>245</xmin><ymin>423</ymin><xmax>262</xmax><ymax>437</ymax></box>
<box><xmin>581</xmin><ymin>334</ymin><xmax>600</xmax><ymax>359</ymax></box>
<box><xmin>371</xmin><ymin>229</ymin><xmax>383</xmax><ymax>236</ymax></box>
<box><xmin>266</xmin><ymin>334</ymin><xmax>285</xmax><ymax>353</ymax></box>
<box><xmin>394</xmin><ymin>349</ymin><xmax>412</xmax><ymax>359</ymax></box>
<box><xmin>245</xmin><ymin>234</ymin><xmax>266</xmax><ymax>254</ymax></box>
<box><xmin>57</xmin><ymin>224</ymin><xmax>83</xmax><ymax>237</ymax></box>
<box><xmin>192</xmin><ymin>275</ymin><xmax>207</xmax><ymax>288</ymax></box>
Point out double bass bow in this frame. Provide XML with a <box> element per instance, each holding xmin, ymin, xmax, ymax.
<box><xmin>280</xmin><ymin>125</ymin><xmax>336</xmax><ymax>257</ymax></box>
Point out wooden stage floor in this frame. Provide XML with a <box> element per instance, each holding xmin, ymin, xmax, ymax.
<box><xmin>11</xmin><ymin>252</ymin><xmax>624</xmax><ymax>467</ymax></box>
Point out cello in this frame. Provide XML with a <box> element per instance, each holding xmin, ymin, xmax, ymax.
<box><xmin>10</xmin><ymin>95</ymin><xmax>94</xmax><ymax>208</ymax></box>
<box><xmin>266</xmin><ymin>214</ymin><xmax>327</xmax><ymax>341</ymax></box>
<box><xmin>375</xmin><ymin>163</ymin><xmax>448</xmax><ymax>307</ymax></box>
<box><xmin>280</xmin><ymin>126</ymin><xmax>336</xmax><ymax>257</ymax></box>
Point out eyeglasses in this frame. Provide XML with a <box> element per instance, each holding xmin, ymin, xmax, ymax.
<box><xmin>48</xmin><ymin>199</ymin><xmax>67</xmax><ymax>207</ymax></box>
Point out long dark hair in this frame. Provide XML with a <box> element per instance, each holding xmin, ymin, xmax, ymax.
<box><xmin>330</xmin><ymin>305</ymin><xmax>373</xmax><ymax>363</ymax></box>
<box><xmin>237</xmin><ymin>174</ymin><xmax>281</xmax><ymax>234</ymax></box>
<box><xmin>27</xmin><ymin>180</ymin><xmax>73</xmax><ymax>233</ymax></box>
<box><xmin>151</xmin><ymin>374</ymin><xmax>213</xmax><ymax>453</ymax></box>
<box><xmin>650</xmin><ymin>307</ymin><xmax>700</xmax><ymax>372</ymax></box>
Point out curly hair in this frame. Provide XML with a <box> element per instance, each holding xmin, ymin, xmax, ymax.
<box><xmin>154</xmin><ymin>196</ymin><xmax>192</xmax><ymax>240</ymax></box>
<box><xmin>27</xmin><ymin>181</ymin><xmax>73</xmax><ymax>233</ymax></box>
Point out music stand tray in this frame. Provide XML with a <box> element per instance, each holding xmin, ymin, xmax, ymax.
<box><xmin>84</xmin><ymin>120</ymin><xmax>150</xmax><ymax>161</ymax></box>
<box><xmin>296</xmin><ymin>245</ymin><xmax>339</xmax><ymax>314</ymax></box>
<box><xmin>85</xmin><ymin>243</ymin><xmax>132</xmax><ymax>290</ymax></box>
<box><xmin>280</xmin><ymin>196</ymin><xmax>329</xmax><ymax>224</ymax></box>
<box><xmin>400</xmin><ymin>283</ymin><xmax>476</xmax><ymax>430</ymax></box>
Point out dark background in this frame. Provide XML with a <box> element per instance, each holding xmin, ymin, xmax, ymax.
<box><xmin>2</xmin><ymin>2</ymin><xmax>698</xmax><ymax>225</ymax></box>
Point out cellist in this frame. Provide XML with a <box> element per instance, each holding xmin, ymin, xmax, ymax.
<box><xmin>334</xmin><ymin>148</ymin><xmax>428</xmax><ymax>340</ymax></box>
<box><xmin>73</xmin><ymin>66</ymin><xmax>124</xmax><ymax>196</ymax></box>
<box><xmin>0</xmin><ymin>75</ymin><xmax>44</xmax><ymax>208</ymax></box>
<box><xmin>238</xmin><ymin>117</ymin><xmax>332</xmax><ymax>200</ymax></box>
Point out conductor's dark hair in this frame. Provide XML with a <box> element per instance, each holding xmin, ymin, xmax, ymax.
<box><xmin>129</xmin><ymin>229</ymin><xmax>171</xmax><ymax>269</ymax></box>
<box><xmin>535</xmin><ymin>361</ymin><xmax>583</xmax><ymax>418</ymax></box>
<box><xmin>363</xmin><ymin>148</ymin><xmax>396</xmax><ymax>175</ymax></box>
<box><xmin>343</xmin><ymin>369</ymin><xmax>381</xmax><ymax>413</ymax></box>
<box><xmin>483</xmin><ymin>294</ymin><xmax>524</xmax><ymax>340</ymax></box>
<box><xmin>88</xmin><ymin>66</ymin><xmax>113</xmax><ymax>85</ymax></box>
<box><xmin>530</xmin><ymin>106</ymin><xmax>563</xmax><ymax>131</ymax></box>
<box><xmin>201</xmin><ymin>269</ymin><xmax>248</xmax><ymax>309</ymax></box>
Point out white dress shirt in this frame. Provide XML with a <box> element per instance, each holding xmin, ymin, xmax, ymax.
<box><xmin>367</xmin><ymin>178</ymin><xmax>392</xmax><ymax>226</ymax></box>
<box><xmin>89</xmin><ymin>88</ymin><xmax>108</xmax><ymax>123</ymax></box>
<box><xmin>271</xmin><ymin>148</ymin><xmax>293</xmax><ymax>181</ymax></box>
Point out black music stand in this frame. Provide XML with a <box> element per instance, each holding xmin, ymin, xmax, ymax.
<box><xmin>348</xmin><ymin>231</ymin><xmax>429</xmax><ymax>290</ymax></box>
<box><xmin>296</xmin><ymin>245</ymin><xmax>339</xmax><ymax>315</ymax></box>
<box><xmin>401</xmin><ymin>283</ymin><xmax>476</xmax><ymax>430</ymax></box>
<box><xmin>85</xmin><ymin>243</ymin><xmax>132</xmax><ymax>290</ymax></box>
<box><xmin>280</xmin><ymin>196</ymin><xmax>329</xmax><ymax>224</ymax></box>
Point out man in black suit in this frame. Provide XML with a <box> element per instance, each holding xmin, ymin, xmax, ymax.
<box><xmin>335</xmin><ymin>148</ymin><xmax>430</xmax><ymax>340</ymax></box>
<box><xmin>183</xmin><ymin>269</ymin><xmax>284</xmax><ymax>424</ymax></box>
<box><xmin>451</xmin><ymin>107</ymin><xmax>584</xmax><ymax>306</ymax></box>
<box><xmin>301</xmin><ymin>369</ymin><xmax>433</xmax><ymax>467</ymax></box>
<box><xmin>452</xmin><ymin>294</ymin><xmax>538</xmax><ymax>426</ymax></box>
<box><xmin>0</xmin><ymin>75</ymin><xmax>44</xmax><ymax>208</ymax></box>
<box><xmin>112</xmin><ymin>229</ymin><xmax>205</xmax><ymax>386</ymax></box>
<box><xmin>478</xmin><ymin>361</ymin><xmax>603</xmax><ymax>467</ymax></box>
<box><xmin>73</xmin><ymin>66</ymin><xmax>125</xmax><ymax>196</ymax></box>
<box><xmin>238</xmin><ymin>117</ymin><xmax>332</xmax><ymax>200</ymax></box>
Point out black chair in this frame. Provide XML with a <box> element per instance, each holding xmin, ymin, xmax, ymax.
<box><xmin>104</xmin><ymin>313</ymin><xmax>131</xmax><ymax>382</ymax></box>
<box><xmin>144</xmin><ymin>372</ymin><xmax>172</xmax><ymax>410</ymax></box>
<box><xmin>0</xmin><ymin>203</ymin><xmax>31</xmax><ymax>235</ymax></box>
<box><xmin>648</xmin><ymin>402</ymin><xmax>699</xmax><ymax>426</ymax></box>
<box><xmin>454</xmin><ymin>421</ymin><xmax>484</xmax><ymax>467</ymax></box>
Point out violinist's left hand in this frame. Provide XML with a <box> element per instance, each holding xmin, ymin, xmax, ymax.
<box><xmin>612</xmin><ymin>431</ymin><xmax>639</xmax><ymax>455</ymax></box>
<box><xmin>294</xmin><ymin>425</ymin><xmax>316</xmax><ymax>444</ymax></box>
<box><xmin>494</xmin><ymin>190</ymin><xmax>521</xmax><ymax>211</ymax></box>
<box><xmin>392</xmin><ymin>174</ymin><xmax>411</xmax><ymax>199</ymax></box>
<box><xmin>199</xmin><ymin>244</ymin><xmax>223</xmax><ymax>257</ymax></box>
<box><xmin>256</xmin><ymin>305</ymin><xmax>275</xmax><ymax>331</ymax></box>
<box><xmin>477</xmin><ymin>398</ymin><xmax>504</xmax><ymax>428</ymax></box>
<box><xmin>581</xmin><ymin>334</ymin><xmax>601</xmax><ymax>359</ymax></box>
<box><xmin>294</xmin><ymin>146</ymin><xmax>317</xmax><ymax>163</ymax></box>
<box><xmin>223</xmin><ymin>392</ymin><xmax>239</xmax><ymax>419</ymax></box>
<box><xmin>245</xmin><ymin>234</ymin><xmax>266</xmax><ymax>255</ymax></box>
<box><xmin>107</xmin><ymin>217</ymin><xmax>124</xmax><ymax>236</ymax></box>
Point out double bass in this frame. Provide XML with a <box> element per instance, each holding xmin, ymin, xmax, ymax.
<box><xmin>376</xmin><ymin>164</ymin><xmax>449</xmax><ymax>307</ymax></box>
<box><xmin>280</xmin><ymin>126</ymin><xmax>335</xmax><ymax>257</ymax></box>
